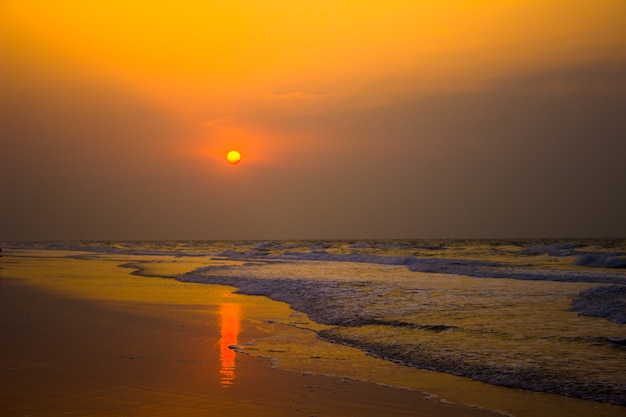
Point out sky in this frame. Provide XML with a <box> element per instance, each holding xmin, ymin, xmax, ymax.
<box><xmin>1</xmin><ymin>0</ymin><xmax>625</xmax><ymax>241</ymax></box>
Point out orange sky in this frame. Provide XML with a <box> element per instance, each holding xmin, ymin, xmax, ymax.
<box><xmin>2</xmin><ymin>1</ymin><xmax>625</xmax><ymax>239</ymax></box>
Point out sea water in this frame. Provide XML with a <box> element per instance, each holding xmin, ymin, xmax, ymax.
<box><xmin>5</xmin><ymin>239</ymin><xmax>626</xmax><ymax>405</ymax></box>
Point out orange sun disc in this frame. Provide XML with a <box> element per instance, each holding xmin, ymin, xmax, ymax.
<box><xmin>226</xmin><ymin>150</ymin><xmax>241</xmax><ymax>164</ymax></box>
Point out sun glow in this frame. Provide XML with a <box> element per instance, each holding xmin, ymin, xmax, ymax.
<box><xmin>226</xmin><ymin>150</ymin><xmax>241</xmax><ymax>165</ymax></box>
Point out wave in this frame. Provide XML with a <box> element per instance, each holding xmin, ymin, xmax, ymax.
<box><xmin>316</xmin><ymin>327</ymin><xmax>626</xmax><ymax>405</ymax></box>
<box><xmin>574</xmin><ymin>254</ymin><xmax>626</xmax><ymax>268</ymax></box>
<box><xmin>571</xmin><ymin>286</ymin><xmax>626</xmax><ymax>324</ymax></box>
<box><xmin>3</xmin><ymin>240</ymin><xmax>221</xmax><ymax>257</ymax></box>
<box><xmin>517</xmin><ymin>242</ymin><xmax>589</xmax><ymax>256</ymax></box>
<box><xmin>5</xmin><ymin>239</ymin><xmax>625</xmax><ymax>285</ymax></box>
<box><xmin>215</xmin><ymin>249</ymin><xmax>626</xmax><ymax>285</ymax></box>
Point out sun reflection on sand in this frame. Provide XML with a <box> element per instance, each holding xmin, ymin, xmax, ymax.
<box><xmin>219</xmin><ymin>303</ymin><xmax>241</xmax><ymax>387</ymax></box>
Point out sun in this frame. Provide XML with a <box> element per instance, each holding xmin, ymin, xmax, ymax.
<box><xmin>226</xmin><ymin>150</ymin><xmax>241</xmax><ymax>165</ymax></box>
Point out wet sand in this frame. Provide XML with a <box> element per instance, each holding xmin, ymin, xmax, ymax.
<box><xmin>0</xmin><ymin>265</ymin><xmax>497</xmax><ymax>416</ymax></box>
<box><xmin>2</xmin><ymin>250</ymin><xmax>624</xmax><ymax>417</ymax></box>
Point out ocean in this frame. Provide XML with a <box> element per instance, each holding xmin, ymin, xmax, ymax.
<box><xmin>4</xmin><ymin>239</ymin><xmax>626</xmax><ymax>405</ymax></box>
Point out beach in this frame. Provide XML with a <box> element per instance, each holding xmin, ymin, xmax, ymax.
<box><xmin>1</xmin><ymin>246</ymin><xmax>625</xmax><ymax>416</ymax></box>
<box><xmin>0</xmin><ymin>250</ymin><xmax>500</xmax><ymax>417</ymax></box>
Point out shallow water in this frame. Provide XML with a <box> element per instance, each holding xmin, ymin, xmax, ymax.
<box><xmin>182</xmin><ymin>259</ymin><xmax>626</xmax><ymax>404</ymax></box>
<box><xmin>3</xmin><ymin>239</ymin><xmax>625</xmax><ymax>407</ymax></box>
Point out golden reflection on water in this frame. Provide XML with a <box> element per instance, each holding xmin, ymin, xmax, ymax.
<box><xmin>218</xmin><ymin>303</ymin><xmax>241</xmax><ymax>387</ymax></box>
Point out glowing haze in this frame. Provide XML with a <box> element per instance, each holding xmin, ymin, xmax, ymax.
<box><xmin>1</xmin><ymin>1</ymin><xmax>625</xmax><ymax>240</ymax></box>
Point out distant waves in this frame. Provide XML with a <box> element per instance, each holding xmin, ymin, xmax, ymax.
<box><xmin>217</xmin><ymin>250</ymin><xmax>626</xmax><ymax>285</ymax></box>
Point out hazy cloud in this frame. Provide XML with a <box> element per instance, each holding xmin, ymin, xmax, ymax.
<box><xmin>478</xmin><ymin>60</ymin><xmax>626</xmax><ymax>95</ymax></box>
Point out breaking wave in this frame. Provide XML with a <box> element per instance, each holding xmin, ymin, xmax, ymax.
<box><xmin>574</xmin><ymin>254</ymin><xmax>626</xmax><ymax>269</ymax></box>
<box><xmin>571</xmin><ymin>286</ymin><xmax>626</xmax><ymax>324</ymax></box>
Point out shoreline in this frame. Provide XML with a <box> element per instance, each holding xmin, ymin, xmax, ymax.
<box><xmin>2</xmin><ymin>249</ymin><xmax>625</xmax><ymax>416</ymax></box>
<box><xmin>0</xmin><ymin>255</ymin><xmax>500</xmax><ymax>417</ymax></box>
<box><xmin>179</xmin><ymin>267</ymin><xmax>626</xmax><ymax>405</ymax></box>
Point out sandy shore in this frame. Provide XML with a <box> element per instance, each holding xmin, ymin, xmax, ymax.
<box><xmin>2</xmin><ymin>250</ymin><xmax>624</xmax><ymax>417</ymax></box>
<box><xmin>0</xmin><ymin>255</ymin><xmax>498</xmax><ymax>417</ymax></box>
